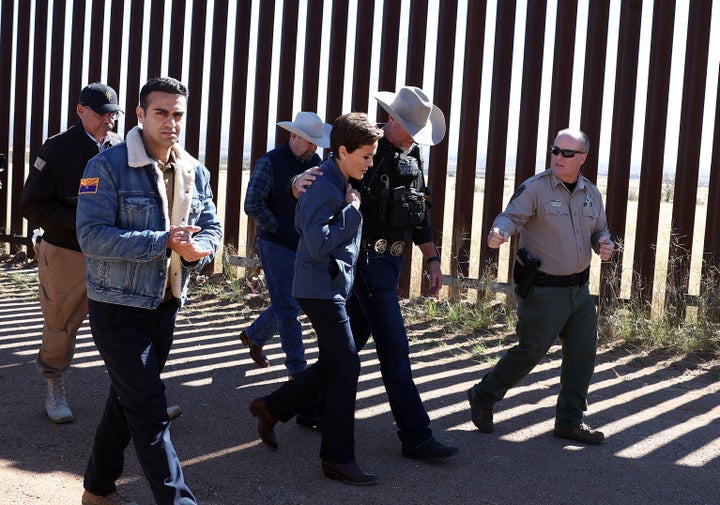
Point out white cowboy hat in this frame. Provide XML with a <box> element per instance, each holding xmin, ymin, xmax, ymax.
<box><xmin>277</xmin><ymin>111</ymin><xmax>332</xmax><ymax>148</ymax></box>
<box><xmin>374</xmin><ymin>86</ymin><xmax>446</xmax><ymax>146</ymax></box>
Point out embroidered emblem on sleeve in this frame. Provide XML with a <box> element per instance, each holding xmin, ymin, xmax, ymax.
<box><xmin>509</xmin><ymin>184</ymin><xmax>526</xmax><ymax>202</ymax></box>
<box><xmin>78</xmin><ymin>177</ymin><xmax>100</xmax><ymax>194</ymax></box>
<box><xmin>34</xmin><ymin>158</ymin><xmax>47</xmax><ymax>171</ymax></box>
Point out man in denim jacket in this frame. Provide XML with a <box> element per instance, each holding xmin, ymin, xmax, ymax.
<box><xmin>76</xmin><ymin>77</ymin><xmax>222</xmax><ymax>505</ymax></box>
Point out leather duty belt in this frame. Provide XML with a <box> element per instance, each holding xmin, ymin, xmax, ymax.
<box><xmin>364</xmin><ymin>238</ymin><xmax>406</xmax><ymax>256</ymax></box>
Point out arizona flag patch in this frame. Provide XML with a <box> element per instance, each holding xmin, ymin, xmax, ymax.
<box><xmin>78</xmin><ymin>177</ymin><xmax>100</xmax><ymax>194</ymax></box>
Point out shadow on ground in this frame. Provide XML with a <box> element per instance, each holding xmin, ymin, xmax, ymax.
<box><xmin>1</xmin><ymin>266</ymin><xmax>718</xmax><ymax>505</ymax></box>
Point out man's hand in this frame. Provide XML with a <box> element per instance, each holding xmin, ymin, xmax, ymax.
<box><xmin>167</xmin><ymin>225</ymin><xmax>212</xmax><ymax>262</ymax></box>
<box><xmin>487</xmin><ymin>227</ymin><xmax>509</xmax><ymax>249</ymax></box>
<box><xmin>598</xmin><ymin>238</ymin><xmax>614</xmax><ymax>261</ymax></box>
<box><xmin>292</xmin><ymin>166</ymin><xmax>324</xmax><ymax>198</ymax></box>
<box><xmin>426</xmin><ymin>260</ymin><xmax>443</xmax><ymax>297</ymax></box>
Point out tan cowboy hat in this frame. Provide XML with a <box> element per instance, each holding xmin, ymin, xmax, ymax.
<box><xmin>374</xmin><ymin>86</ymin><xmax>446</xmax><ymax>146</ymax></box>
<box><xmin>277</xmin><ymin>111</ymin><xmax>332</xmax><ymax>148</ymax></box>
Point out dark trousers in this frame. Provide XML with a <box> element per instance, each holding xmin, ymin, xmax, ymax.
<box><xmin>264</xmin><ymin>298</ymin><xmax>360</xmax><ymax>464</ymax></box>
<box><xmin>471</xmin><ymin>283</ymin><xmax>598</xmax><ymax>427</ymax></box>
<box><xmin>83</xmin><ymin>299</ymin><xmax>196</xmax><ymax>505</ymax></box>
<box><xmin>347</xmin><ymin>251</ymin><xmax>432</xmax><ymax>449</ymax></box>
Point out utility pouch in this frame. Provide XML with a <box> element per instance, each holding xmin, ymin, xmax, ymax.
<box><xmin>513</xmin><ymin>247</ymin><xmax>541</xmax><ymax>299</ymax></box>
<box><xmin>389</xmin><ymin>186</ymin><xmax>426</xmax><ymax>227</ymax></box>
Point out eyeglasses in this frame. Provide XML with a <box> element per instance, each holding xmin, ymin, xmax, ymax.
<box><xmin>84</xmin><ymin>107</ymin><xmax>120</xmax><ymax>121</ymax></box>
<box><xmin>551</xmin><ymin>145</ymin><xmax>585</xmax><ymax>158</ymax></box>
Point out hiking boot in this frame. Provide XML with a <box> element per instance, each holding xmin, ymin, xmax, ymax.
<box><xmin>239</xmin><ymin>330</ymin><xmax>270</xmax><ymax>368</ymax></box>
<box><xmin>553</xmin><ymin>422</ymin><xmax>605</xmax><ymax>445</ymax></box>
<box><xmin>467</xmin><ymin>387</ymin><xmax>493</xmax><ymax>433</ymax></box>
<box><xmin>46</xmin><ymin>376</ymin><xmax>73</xmax><ymax>424</ymax></box>
<box><xmin>167</xmin><ymin>404</ymin><xmax>183</xmax><ymax>420</ymax></box>
<box><xmin>81</xmin><ymin>490</ymin><xmax>138</xmax><ymax>505</ymax></box>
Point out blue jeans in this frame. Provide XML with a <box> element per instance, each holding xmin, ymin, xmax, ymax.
<box><xmin>246</xmin><ymin>238</ymin><xmax>305</xmax><ymax>375</ymax></box>
<box><xmin>348</xmin><ymin>250</ymin><xmax>433</xmax><ymax>449</ymax></box>
<box><xmin>84</xmin><ymin>299</ymin><xmax>196</xmax><ymax>505</ymax></box>
<box><xmin>265</xmin><ymin>298</ymin><xmax>360</xmax><ymax>463</ymax></box>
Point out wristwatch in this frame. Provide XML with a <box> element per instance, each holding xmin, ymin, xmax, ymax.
<box><xmin>426</xmin><ymin>255</ymin><xmax>441</xmax><ymax>265</ymax></box>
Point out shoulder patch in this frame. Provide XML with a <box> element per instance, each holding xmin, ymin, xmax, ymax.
<box><xmin>78</xmin><ymin>177</ymin><xmax>100</xmax><ymax>194</ymax></box>
<box><xmin>509</xmin><ymin>184</ymin><xmax>526</xmax><ymax>202</ymax></box>
<box><xmin>34</xmin><ymin>158</ymin><xmax>47</xmax><ymax>171</ymax></box>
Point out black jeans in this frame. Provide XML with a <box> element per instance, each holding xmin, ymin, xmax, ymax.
<box><xmin>265</xmin><ymin>298</ymin><xmax>360</xmax><ymax>464</ymax></box>
<box><xmin>84</xmin><ymin>299</ymin><xmax>196</xmax><ymax>505</ymax></box>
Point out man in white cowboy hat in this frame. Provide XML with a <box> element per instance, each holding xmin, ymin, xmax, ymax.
<box><xmin>349</xmin><ymin>86</ymin><xmax>457</xmax><ymax>460</ymax></box>
<box><xmin>241</xmin><ymin>111</ymin><xmax>331</xmax><ymax>382</ymax></box>
<box><xmin>293</xmin><ymin>87</ymin><xmax>458</xmax><ymax>459</ymax></box>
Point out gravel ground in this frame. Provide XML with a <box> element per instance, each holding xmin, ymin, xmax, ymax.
<box><xmin>1</xmin><ymin>260</ymin><xmax>719</xmax><ymax>505</ymax></box>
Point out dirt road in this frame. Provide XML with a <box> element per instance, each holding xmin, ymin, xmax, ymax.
<box><xmin>1</xmin><ymin>264</ymin><xmax>718</xmax><ymax>504</ymax></box>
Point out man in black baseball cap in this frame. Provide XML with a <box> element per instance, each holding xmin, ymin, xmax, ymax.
<box><xmin>79</xmin><ymin>82</ymin><xmax>123</xmax><ymax>115</ymax></box>
<box><xmin>19</xmin><ymin>82</ymin><xmax>124</xmax><ymax>425</ymax></box>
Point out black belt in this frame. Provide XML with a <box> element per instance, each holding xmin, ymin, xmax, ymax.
<box><xmin>534</xmin><ymin>267</ymin><xmax>590</xmax><ymax>287</ymax></box>
<box><xmin>362</xmin><ymin>237</ymin><xmax>406</xmax><ymax>256</ymax></box>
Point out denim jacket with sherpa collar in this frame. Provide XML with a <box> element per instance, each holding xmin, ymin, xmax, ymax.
<box><xmin>76</xmin><ymin>126</ymin><xmax>223</xmax><ymax>309</ymax></box>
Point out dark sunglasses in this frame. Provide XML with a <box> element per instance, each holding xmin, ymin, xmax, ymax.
<box><xmin>551</xmin><ymin>145</ymin><xmax>585</xmax><ymax>158</ymax></box>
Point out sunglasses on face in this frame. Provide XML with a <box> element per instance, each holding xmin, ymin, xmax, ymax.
<box><xmin>551</xmin><ymin>145</ymin><xmax>585</xmax><ymax>158</ymax></box>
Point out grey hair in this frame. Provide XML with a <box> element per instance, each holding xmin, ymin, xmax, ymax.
<box><xmin>555</xmin><ymin>128</ymin><xmax>590</xmax><ymax>153</ymax></box>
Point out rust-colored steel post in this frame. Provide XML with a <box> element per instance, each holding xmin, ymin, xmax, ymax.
<box><xmin>401</xmin><ymin>0</ymin><xmax>429</xmax><ymax>297</ymax></box>
<box><xmin>325</xmin><ymin>0</ymin><xmax>349</xmax><ymax>123</ymax></box>
<box><xmin>9</xmin><ymin>0</ymin><xmax>31</xmax><ymax>247</ymax></box>
<box><xmin>428</xmin><ymin>0</ymin><xmax>458</xmax><ymax>288</ymax></box>
<box><xmin>146</xmin><ymin>0</ymin><xmax>166</xmax><ymax>79</ymax></box>
<box><xmin>405</xmin><ymin>0</ymin><xmax>428</xmax><ymax>87</ymax></box>
<box><xmin>632</xmin><ymin>1</ymin><xmax>676</xmax><ymax>305</ymax></box>
<box><xmin>351</xmin><ymin>1</ymin><xmax>375</xmax><ymax>113</ymax></box>
<box><xmin>123</xmin><ymin>0</ymin><xmax>145</xmax><ymax>133</ymax></box>
<box><xmin>88</xmin><ymin>0</ymin><xmax>106</xmax><ymax>83</ymax></box>
<box><xmin>107</xmin><ymin>0</ymin><xmax>124</xmax><ymax>94</ymax></box>
<box><xmin>507</xmin><ymin>0</ymin><xmax>547</xmax><ymax>281</ymax></box>
<box><xmin>544</xmin><ymin>0</ymin><xmax>578</xmax><ymax>168</ymax></box>
<box><xmin>667</xmin><ymin>0</ymin><xmax>712</xmax><ymax>318</ymax></box>
<box><xmin>476</xmin><ymin>0</ymin><xmax>514</xmax><ymax>292</ymax></box>
<box><xmin>223</xmin><ymin>1</ymin><xmax>253</xmax><ymax>250</ymax></box>
<box><xmin>701</xmin><ymin>64</ymin><xmax>720</xmax><ymax>293</ymax></box>
<box><xmin>204</xmin><ymin>0</ymin><xmax>230</xmax><ymax>199</ymax></box>
<box><xmin>247</xmin><ymin>0</ymin><xmax>277</xmax><ymax>257</ymax></box>
<box><xmin>66</xmin><ymin>0</ymin><xmax>86</xmax><ymax>128</ymax></box>
<box><xmin>600</xmin><ymin>0</ymin><xmax>642</xmax><ymax>305</ymax></box>
<box><xmin>30</xmin><ymin>0</ymin><xmax>49</xmax><ymax>162</ymax></box>
<box><xmin>276</xmin><ymin>0</ymin><xmax>299</xmax><ymax>148</ymax></box>
<box><xmin>301</xmin><ymin>0</ymin><xmax>324</xmax><ymax>112</ymax></box>
<box><xmin>184</xmin><ymin>0</ymin><xmax>208</xmax><ymax>157</ymax></box>
<box><xmin>168</xmin><ymin>0</ymin><xmax>187</xmax><ymax>79</ymax></box>
<box><xmin>579</xmin><ymin>0</ymin><xmax>610</xmax><ymax>184</ymax></box>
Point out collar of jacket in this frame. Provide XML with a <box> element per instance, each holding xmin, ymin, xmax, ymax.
<box><xmin>126</xmin><ymin>126</ymin><xmax>199</xmax><ymax>170</ymax></box>
<box><xmin>125</xmin><ymin>125</ymin><xmax>200</xmax><ymax>300</ymax></box>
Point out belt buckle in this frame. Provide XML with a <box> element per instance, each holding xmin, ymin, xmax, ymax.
<box><xmin>372</xmin><ymin>239</ymin><xmax>388</xmax><ymax>253</ymax></box>
<box><xmin>389</xmin><ymin>241</ymin><xmax>405</xmax><ymax>256</ymax></box>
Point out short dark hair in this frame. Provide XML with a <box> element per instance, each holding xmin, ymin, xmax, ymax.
<box><xmin>139</xmin><ymin>77</ymin><xmax>188</xmax><ymax>110</ymax></box>
<box><xmin>330</xmin><ymin>112</ymin><xmax>384</xmax><ymax>156</ymax></box>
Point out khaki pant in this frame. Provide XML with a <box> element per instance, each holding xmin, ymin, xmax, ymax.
<box><xmin>35</xmin><ymin>241</ymin><xmax>88</xmax><ymax>378</ymax></box>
